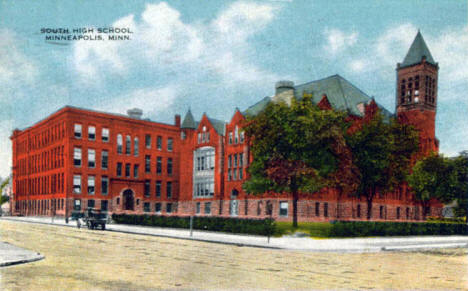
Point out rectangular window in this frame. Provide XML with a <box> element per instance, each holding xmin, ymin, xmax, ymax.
<box><xmin>74</xmin><ymin>124</ymin><xmax>82</xmax><ymax>139</ymax></box>
<box><xmin>144</xmin><ymin>180</ymin><xmax>150</xmax><ymax>197</ymax></box>
<box><xmin>73</xmin><ymin>175</ymin><xmax>81</xmax><ymax>193</ymax></box>
<box><xmin>239</xmin><ymin>153</ymin><xmax>243</xmax><ymax>167</ymax></box>
<box><xmin>155</xmin><ymin>203</ymin><xmax>161</xmax><ymax>213</ymax></box>
<box><xmin>166</xmin><ymin>203</ymin><xmax>172</xmax><ymax>213</ymax></box>
<box><xmin>145</xmin><ymin>134</ymin><xmax>151</xmax><ymax>148</ymax></box>
<box><xmin>144</xmin><ymin>202</ymin><xmax>150</xmax><ymax>212</ymax></box>
<box><xmin>101</xmin><ymin>150</ymin><xmax>108</xmax><ymax>169</ymax></box>
<box><xmin>167</xmin><ymin>158</ymin><xmax>173</xmax><ymax>175</ymax></box>
<box><xmin>156</xmin><ymin>157</ymin><xmax>162</xmax><ymax>174</ymax></box>
<box><xmin>101</xmin><ymin>200</ymin><xmax>108</xmax><ymax>211</ymax></box>
<box><xmin>157</xmin><ymin>136</ymin><xmax>162</xmax><ymax>150</ymax></box>
<box><xmin>74</xmin><ymin>199</ymin><xmax>81</xmax><ymax>211</ymax></box>
<box><xmin>239</xmin><ymin>168</ymin><xmax>243</xmax><ymax>180</ymax></box>
<box><xmin>102</xmin><ymin>128</ymin><xmax>109</xmax><ymax>142</ymax></box>
<box><xmin>88</xmin><ymin>176</ymin><xmax>95</xmax><ymax>194</ymax></box>
<box><xmin>88</xmin><ymin>126</ymin><xmax>96</xmax><ymax>140</ymax></box>
<box><xmin>324</xmin><ymin>202</ymin><xmax>328</xmax><ymax>217</ymax></box>
<box><xmin>117</xmin><ymin>134</ymin><xmax>123</xmax><ymax>154</ymax></box>
<box><xmin>166</xmin><ymin>181</ymin><xmax>172</xmax><ymax>198</ymax></box>
<box><xmin>88</xmin><ymin>199</ymin><xmax>95</xmax><ymax>208</ymax></box>
<box><xmin>234</xmin><ymin>154</ymin><xmax>238</xmax><ymax>167</ymax></box>
<box><xmin>357</xmin><ymin>204</ymin><xmax>361</xmax><ymax>218</ymax></box>
<box><xmin>134</xmin><ymin>137</ymin><xmax>139</xmax><ymax>156</ymax></box>
<box><xmin>74</xmin><ymin>148</ymin><xmax>82</xmax><ymax>167</ymax></box>
<box><xmin>145</xmin><ymin>155</ymin><xmax>151</xmax><ymax>173</ymax></box>
<box><xmin>125</xmin><ymin>136</ymin><xmax>131</xmax><ymax>155</ymax></box>
<box><xmin>88</xmin><ymin>149</ymin><xmax>95</xmax><ymax>168</ymax></box>
<box><xmin>196</xmin><ymin>202</ymin><xmax>201</xmax><ymax>214</ymax></box>
<box><xmin>396</xmin><ymin>207</ymin><xmax>401</xmax><ymax>219</ymax></box>
<box><xmin>156</xmin><ymin>181</ymin><xmax>161</xmax><ymax>197</ymax></box>
<box><xmin>204</xmin><ymin>202</ymin><xmax>211</xmax><ymax>214</ymax></box>
<box><xmin>125</xmin><ymin>163</ymin><xmax>130</xmax><ymax>178</ymax></box>
<box><xmin>380</xmin><ymin>206</ymin><xmax>384</xmax><ymax>219</ymax></box>
<box><xmin>167</xmin><ymin>138</ymin><xmax>173</xmax><ymax>151</ymax></box>
<box><xmin>315</xmin><ymin>202</ymin><xmax>320</xmax><ymax>216</ymax></box>
<box><xmin>228</xmin><ymin>155</ymin><xmax>232</xmax><ymax>168</ymax></box>
<box><xmin>228</xmin><ymin>169</ymin><xmax>231</xmax><ymax>181</ymax></box>
<box><xmin>229</xmin><ymin>132</ymin><xmax>233</xmax><ymax>144</ymax></box>
<box><xmin>134</xmin><ymin>164</ymin><xmax>139</xmax><ymax>178</ymax></box>
<box><xmin>233</xmin><ymin>168</ymin><xmax>237</xmax><ymax>181</ymax></box>
<box><xmin>116</xmin><ymin>162</ymin><xmax>122</xmax><ymax>177</ymax></box>
<box><xmin>240</xmin><ymin>132</ymin><xmax>244</xmax><ymax>143</ymax></box>
<box><xmin>101</xmin><ymin>176</ymin><xmax>108</xmax><ymax>195</ymax></box>
<box><xmin>279</xmin><ymin>201</ymin><xmax>288</xmax><ymax>217</ymax></box>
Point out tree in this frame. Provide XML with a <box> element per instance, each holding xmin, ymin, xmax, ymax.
<box><xmin>243</xmin><ymin>95</ymin><xmax>359</xmax><ymax>227</ymax></box>
<box><xmin>0</xmin><ymin>177</ymin><xmax>10</xmax><ymax>205</ymax></box>
<box><xmin>347</xmin><ymin>112</ymin><xmax>419</xmax><ymax>219</ymax></box>
<box><xmin>452</xmin><ymin>152</ymin><xmax>468</xmax><ymax>218</ymax></box>
<box><xmin>407</xmin><ymin>154</ymin><xmax>466</xmax><ymax>218</ymax></box>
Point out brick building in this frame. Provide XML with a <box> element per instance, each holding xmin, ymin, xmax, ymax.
<box><xmin>10</xmin><ymin>32</ymin><xmax>443</xmax><ymax>221</ymax></box>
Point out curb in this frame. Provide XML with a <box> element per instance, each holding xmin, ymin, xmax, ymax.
<box><xmin>0</xmin><ymin>254</ymin><xmax>45</xmax><ymax>268</ymax></box>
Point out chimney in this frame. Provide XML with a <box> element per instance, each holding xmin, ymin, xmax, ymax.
<box><xmin>127</xmin><ymin>108</ymin><xmax>143</xmax><ymax>119</ymax></box>
<box><xmin>273</xmin><ymin>80</ymin><xmax>295</xmax><ymax>105</ymax></box>
<box><xmin>174</xmin><ymin>114</ymin><xmax>181</xmax><ymax>127</ymax></box>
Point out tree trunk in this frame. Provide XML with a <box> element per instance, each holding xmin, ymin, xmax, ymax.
<box><xmin>366</xmin><ymin>187</ymin><xmax>375</xmax><ymax>220</ymax></box>
<box><xmin>291</xmin><ymin>177</ymin><xmax>299</xmax><ymax>228</ymax></box>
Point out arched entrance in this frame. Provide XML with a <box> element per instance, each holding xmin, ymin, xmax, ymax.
<box><xmin>123</xmin><ymin>189</ymin><xmax>134</xmax><ymax>211</ymax></box>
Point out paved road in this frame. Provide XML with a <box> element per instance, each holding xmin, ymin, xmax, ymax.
<box><xmin>1</xmin><ymin>219</ymin><xmax>466</xmax><ymax>290</ymax></box>
<box><xmin>2</xmin><ymin>216</ymin><xmax>468</xmax><ymax>252</ymax></box>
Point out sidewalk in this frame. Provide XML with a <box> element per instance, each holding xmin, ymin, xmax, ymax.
<box><xmin>2</xmin><ymin>216</ymin><xmax>468</xmax><ymax>253</ymax></box>
<box><xmin>0</xmin><ymin>241</ymin><xmax>44</xmax><ymax>267</ymax></box>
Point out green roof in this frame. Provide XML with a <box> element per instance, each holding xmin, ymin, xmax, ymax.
<box><xmin>181</xmin><ymin>109</ymin><xmax>197</xmax><ymax>129</ymax></box>
<box><xmin>400</xmin><ymin>31</ymin><xmax>436</xmax><ymax>68</ymax></box>
<box><xmin>244</xmin><ymin>74</ymin><xmax>393</xmax><ymax>119</ymax></box>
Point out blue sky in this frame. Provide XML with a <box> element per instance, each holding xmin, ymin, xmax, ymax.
<box><xmin>0</xmin><ymin>0</ymin><xmax>467</xmax><ymax>177</ymax></box>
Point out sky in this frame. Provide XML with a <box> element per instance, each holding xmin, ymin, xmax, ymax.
<box><xmin>0</xmin><ymin>0</ymin><xmax>467</xmax><ymax>178</ymax></box>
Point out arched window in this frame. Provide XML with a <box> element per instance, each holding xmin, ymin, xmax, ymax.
<box><xmin>134</xmin><ymin>137</ymin><xmax>139</xmax><ymax>156</ymax></box>
<box><xmin>117</xmin><ymin>134</ymin><xmax>123</xmax><ymax>154</ymax></box>
<box><xmin>126</xmin><ymin>135</ymin><xmax>131</xmax><ymax>155</ymax></box>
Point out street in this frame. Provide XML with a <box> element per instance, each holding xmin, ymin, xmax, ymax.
<box><xmin>0</xmin><ymin>220</ymin><xmax>467</xmax><ymax>290</ymax></box>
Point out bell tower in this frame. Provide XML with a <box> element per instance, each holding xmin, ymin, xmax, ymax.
<box><xmin>396</xmin><ymin>31</ymin><xmax>439</xmax><ymax>155</ymax></box>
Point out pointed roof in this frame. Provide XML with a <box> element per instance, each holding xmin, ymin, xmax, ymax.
<box><xmin>207</xmin><ymin>117</ymin><xmax>226</xmax><ymax>136</ymax></box>
<box><xmin>400</xmin><ymin>31</ymin><xmax>436</xmax><ymax>68</ymax></box>
<box><xmin>181</xmin><ymin>109</ymin><xmax>197</xmax><ymax>129</ymax></box>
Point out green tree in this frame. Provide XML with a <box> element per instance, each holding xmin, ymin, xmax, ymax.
<box><xmin>347</xmin><ymin>112</ymin><xmax>419</xmax><ymax>219</ymax></box>
<box><xmin>451</xmin><ymin>152</ymin><xmax>468</xmax><ymax>217</ymax></box>
<box><xmin>0</xmin><ymin>177</ymin><xmax>10</xmax><ymax>205</ymax></box>
<box><xmin>243</xmin><ymin>95</ymin><xmax>359</xmax><ymax>227</ymax></box>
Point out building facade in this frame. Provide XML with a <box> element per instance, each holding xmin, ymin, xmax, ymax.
<box><xmin>10</xmin><ymin>32</ymin><xmax>443</xmax><ymax>222</ymax></box>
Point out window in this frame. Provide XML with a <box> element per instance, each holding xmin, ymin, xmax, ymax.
<box><xmin>145</xmin><ymin>134</ymin><xmax>151</xmax><ymax>148</ymax></box>
<box><xmin>116</xmin><ymin>162</ymin><xmax>122</xmax><ymax>177</ymax></box>
<box><xmin>74</xmin><ymin>148</ymin><xmax>82</xmax><ymax>167</ymax></box>
<box><xmin>196</xmin><ymin>202</ymin><xmax>201</xmax><ymax>214</ymax></box>
<box><xmin>88</xmin><ymin>149</ymin><xmax>95</xmax><ymax>168</ymax></box>
<box><xmin>125</xmin><ymin>136</ymin><xmax>131</xmax><ymax>155</ymax></box>
<box><xmin>74</xmin><ymin>199</ymin><xmax>81</xmax><ymax>211</ymax></box>
<box><xmin>74</xmin><ymin>124</ymin><xmax>82</xmax><ymax>139</ymax></box>
<box><xmin>101</xmin><ymin>150</ymin><xmax>108</xmax><ymax>170</ymax></box>
<box><xmin>233</xmin><ymin>168</ymin><xmax>237</xmax><ymax>180</ymax></box>
<box><xmin>88</xmin><ymin>126</ymin><xmax>96</xmax><ymax>140</ymax></box>
<box><xmin>396</xmin><ymin>207</ymin><xmax>401</xmax><ymax>219</ymax></box>
<box><xmin>102</xmin><ymin>128</ymin><xmax>109</xmax><ymax>142</ymax></box>
<box><xmin>117</xmin><ymin>134</ymin><xmax>123</xmax><ymax>154</ymax></box>
<box><xmin>229</xmin><ymin>132</ymin><xmax>233</xmax><ymax>144</ymax></box>
<box><xmin>144</xmin><ymin>202</ymin><xmax>150</xmax><ymax>212</ymax></box>
<box><xmin>145</xmin><ymin>155</ymin><xmax>151</xmax><ymax>173</ymax></box>
<box><xmin>144</xmin><ymin>180</ymin><xmax>150</xmax><ymax>197</ymax></box>
<box><xmin>240</xmin><ymin>131</ymin><xmax>244</xmax><ymax>143</ymax></box>
<box><xmin>406</xmin><ymin>207</ymin><xmax>410</xmax><ymax>220</ymax></box>
<box><xmin>181</xmin><ymin>131</ymin><xmax>186</xmax><ymax>140</ymax></box>
<box><xmin>234</xmin><ymin>154</ymin><xmax>238</xmax><ymax>167</ymax></box>
<box><xmin>88</xmin><ymin>199</ymin><xmax>95</xmax><ymax>208</ymax></box>
<box><xmin>101</xmin><ymin>176</ymin><xmax>108</xmax><ymax>195</ymax></box>
<box><xmin>380</xmin><ymin>206</ymin><xmax>384</xmax><ymax>219</ymax></box>
<box><xmin>125</xmin><ymin>163</ymin><xmax>130</xmax><ymax>177</ymax></box>
<box><xmin>167</xmin><ymin>182</ymin><xmax>172</xmax><ymax>198</ymax></box>
<box><xmin>234</xmin><ymin>126</ymin><xmax>239</xmax><ymax>144</ymax></box>
<box><xmin>239</xmin><ymin>168</ymin><xmax>243</xmax><ymax>180</ymax></box>
<box><xmin>88</xmin><ymin>176</ymin><xmax>95</xmax><ymax>194</ymax></box>
<box><xmin>257</xmin><ymin>201</ymin><xmax>262</xmax><ymax>216</ymax></box>
<box><xmin>197</xmin><ymin>133</ymin><xmax>201</xmax><ymax>144</ymax></box>
<box><xmin>324</xmin><ymin>203</ymin><xmax>328</xmax><ymax>217</ymax></box>
<box><xmin>167</xmin><ymin>138</ymin><xmax>173</xmax><ymax>151</ymax></box>
<box><xmin>204</xmin><ymin>202</ymin><xmax>211</xmax><ymax>214</ymax></box>
<box><xmin>167</xmin><ymin>158</ymin><xmax>173</xmax><ymax>175</ymax></box>
<box><xmin>156</xmin><ymin>157</ymin><xmax>162</xmax><ymax>174</ymax></box>
<box><xmin>279</xmin><ymin>201</ymin><xmax>288</xmax><ymax>217</ymax></box>
<box><xmin>357</xmin><ymin>204</ymin><xmax>361</xmax><ymax>218</ymax></box>
<box><xmin>73</xmin><ymin>175</ymin><xmax>81</xmax><ymax>193</ymax></box>
<box><xmin>155</xmin><ymin>203</ymin><xmax>162</xmax><ymax>213</ymax></box>
<box><xmin>166</xmin><ymin>203</ymin><xmax>172</xmax><ymax>213</ymax></box>
<box><xmin>315</xmin><ymin>202</ymin><xmax>320</xmax><ymax>216</ymax></box>
<box><xmin>228</xmin><ymin>169</ymin><xmax>231</xmax><ymax>181</ymax></box>
<box><xmin>134</xmin><ymin>164</ymin><xmax>139</xmax><ymax>178</ymax></box>
<box><xmin>157</xmin><ymin>136</ymin><xmax>162</xmax><ymax>150</ymax></box>
<box><xmin>156</xmin><ymin>181</ymin><xmax>161</xmax><ymax>197</ymax></box>
<box><xmin>134</xmin><ymin>137</ymin><xmax>139</xmax><ymax>156</ymax></box>
<box><xmin>101</xmin><ymin>200</ymin><xmax>108</xmax><ymax>211</ymax></box>
<box><xmin>228</xmin><ymin>155</ymin><xmax>232</xmax><ymax>168</ymax></box>
<box><xmin>239</xmin><ymin>153</ymin><xmax>243</xmax><ymax>167</ymax></box>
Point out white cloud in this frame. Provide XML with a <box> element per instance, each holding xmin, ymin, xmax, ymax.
<box><xmin>0</xmin><ymin>120</ymin><xmax>13</xmax><ymax>178</ymax></box>
<box><xmin>375</xmin><ymin>23</ymin><xmax>418</xmax><ymax>68</ymax></box>
<box><xmin>96</xmin><ymin>86</ymin><xmax>178</xmax><ymax>118</ymax></box>
<box><xmin>71</xmin><ymin>1</ymin><xmax>281</xmax><ymax>86</ymax></box>
<box><xmin>323</xmin><ymin>28</ymin><xmax>358</xmax><ymax>55</ymax></box>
